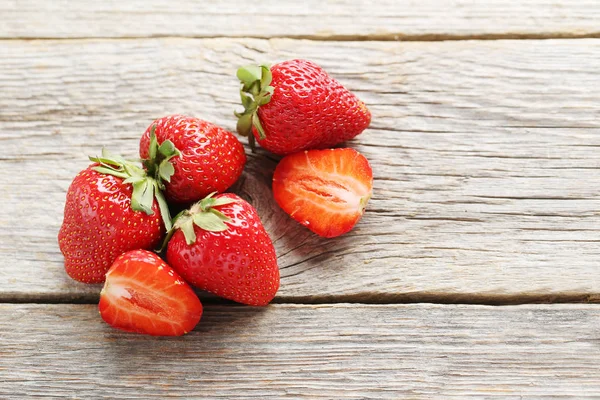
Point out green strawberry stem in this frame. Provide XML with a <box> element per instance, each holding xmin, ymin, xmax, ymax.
<box><xmin>159</xmin><ymin>192</ymin><xmax>237</xmax><ymax>250</ymax></box>
<box><xmin>234</xmin><ymin>64</ymin><xmax>274</xmax><ymax>152</ymax></box>
<box><xmin>89</xmin><ymin>147</ymin><xmax>173</xmax><ymax>231</ymax></box>
<box><xmin>142</xmin><ymin>125</ymin><xmax>180</xmax><ymax>191</ymax></box>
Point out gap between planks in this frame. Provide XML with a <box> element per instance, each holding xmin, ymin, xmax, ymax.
<box><xmin>2</xmin><ymin>32</ymin><xmax>600</xmax><ymax>42</ymax></box>
<box><xmin>4</xmin><ymin>0</ymin><xmax>600</xmax><ymax>43</ymax></box>
<box><xmin>2</xmin><ymin>292</ymin><xmax>599</xmax><ymax>306</ymax></box>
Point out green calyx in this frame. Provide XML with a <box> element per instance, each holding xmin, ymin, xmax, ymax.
<box><xmin>142</xmin><ymin>125</ymin><xmax>181</xmax><ymax>191</ymax></box>
<box><xmin>359</xmin><ymin>193</ymin><xmax>371</xmax><ymax>213</ymax></box>
<box><xmin>89</xmin><ymin>147</ymin><xmax>173</xmax><ymax>231</ymax></box>
<box><xmin>234</xmin><ymin>64</ymin><xmax>274</xmax><ymax>151</ymax></box>
<box><xmin>162</xmin><ymin>192</ymin><xmax>237</xmax><ymax>247</ymax></box>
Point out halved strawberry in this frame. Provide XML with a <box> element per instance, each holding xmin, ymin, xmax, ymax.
<box><xmin>99</xmin><ymin>249</ymin><xmax>202</xmax><ymax>336</ymax></box>
<box><xmin>272</xmin><ymin>148</ymin><xmax>373</xmax><ymax>238</ymax></box>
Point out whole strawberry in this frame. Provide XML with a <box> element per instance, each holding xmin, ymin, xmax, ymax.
<box><xmin>139</xmin><ymin>114</ymin><xmax>246</xmax><ymax>205</ymax></box>
<box><xmin>235</xmin><ymin>59</ymin><xmax>371</xmax><ymax>155</ymax></box>
<box><xmin>166</xmin><ymin>193</ymin><xmax>279</xmax><ymax>306</ymax></box>
<box><xmin>58</xmin><ymin>150</ymin><xmax>171</xmax><ymax>283</ymax></box>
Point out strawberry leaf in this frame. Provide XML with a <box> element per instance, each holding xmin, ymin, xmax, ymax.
<box><xmin>180</xmin><ymin>219</ymin><xmax>197</xmax><ymax>245</ymax></box>
<box><xmin>209</xmin><ymin>208</ymin><xmax>230</xmax><ymax>221</ymax></box>
<box><xmin>240</xmin><ymin>92</ymin><xmax>253</xmax><ymax>110</ymax></box>
<box><xmin>122</xmin><ymin>176</ymin><xmax>146</xmax><ymax>185</ymax></box>
<box><xmin>101</xmin><ymin>148</ymin><xmax>128</xmax><ymax>165</ymax></box>
<box><xmin>153</xmin><ymin>181</ymin><xmax>173</xmax><ymax>231</ymax></box>
<box><xmin>261</xmin><ymin>65</ymin><xmax>272</xmax><ymax>87</ymax></box>
<box><xmin>148</xmin><ymin>125</ymin><xmax>158</xmax><ymax>160</ymax></box>
<box><xmin>236</xmin><ymin>113</ymin><xmax>253</xmax><ymax>138</ymax></box>
<box><xmin>252</xmin><ymin>114</ymin><xmax>267</xmax><ymax>140</ymax></box>
<box><xmin>256</xmin><ymin>93</ymin><xmax>272</xmax><ymax>106</ymax></box>
<box><xmin>158</xmin><ymin>159</ymin><xmax>175</xmax><ymax>183</ymax></box>
<box><xmin>198</xmin><ymin>191</ymin><xmax>217</xmax><ymax>208</ymax></box>
<box><xmin>192</xmin><ymin>212</ymin><xmax>229</xmax><ymax>232</ymax></box>
<box><xmin>212</xmin><ymin>197</ymin><xmax>237</xmax><ymax>207</ymax></box>
<box><xmin>237</xmin><ymin>65</ymin><xmax>263</xmax><ymax>87</ymax></box>
<box><xmin>158</xmin><ymin>139</ymin><xmax>178</xmax><ymax>158</ymax></box>
<box><xmin>131</xmin><ymin>180</ymin><xmax>154</xmax><ymax>215</ymax></box>
<box><xmin>249</xmin><ymin>81</ymin><xmax>261</xmax><ymax>97</ymax></box>
<box><xmin>123</xmin><ymin>163</ymin><xmax>146</xmax><ymax>178</ymax></box>
<box><xmin>92</xmin><ymin>166</ymin><xmax>128</xmax><ymax>179</ymax></box>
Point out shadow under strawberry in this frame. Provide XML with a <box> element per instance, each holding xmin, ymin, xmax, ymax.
<box><xmin>99</xmin><ymin>305</ymin><xmax>271</xmax><ymax>359</ymax></box>
<box><xmin>229</xmin><ymin>142</ymin><xmax>374</xmax><ymax>284</ymax></box>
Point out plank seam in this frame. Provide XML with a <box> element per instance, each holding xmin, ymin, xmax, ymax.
<box><xmin>2</xmin><ymin>293</ymin><xmax>599</xmax><ymax>306</ymax></box>
<box><xmin>1</xmin><ymin>32</ymin><xmax>600</xmax><ymax>42</ymax></box>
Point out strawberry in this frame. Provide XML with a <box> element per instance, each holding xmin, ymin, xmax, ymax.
<box><xmin>165</xmin><ymin>193</ymin><xmax>279</xmax><ymax>306</ymax></box>
<box><xmin>139</xmin><ymin>114</ymin><xmax>247</xmax><ymax>204</ymax></box>
<box><xmin>235</xmin><ymin>59</ymin><xmax>371</xmax><ymax>155</ymax></box>
<box><xmin>99</xmin><ymin>249</ymin><xmax>202</xmax><ymax>336</ymax></box>
<box><xmin>272</xmin><ymin>148</ymin><xmax>373</xmax><ymax>238</ymax></box>
<box><xmin>58</xmin><ymin>149</ymin><xmax>171</xmax><ymax>283</ymax></box>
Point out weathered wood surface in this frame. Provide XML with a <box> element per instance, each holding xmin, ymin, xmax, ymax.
<box><xmin>1</xmin><ymin>38</ymin><xmax>599</xmax><ymax>302</ymax></box>
<box><xmin>1</xmin><ymin>303</ymin><xmax>599</xmax><ymax>398</ymax></box>
<box><xmin>2</xmin><ymin>0</ymin><xmax>600</xmax><ymax>40</ymax></box>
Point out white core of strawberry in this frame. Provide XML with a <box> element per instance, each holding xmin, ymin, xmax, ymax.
<box><xmin>329</xmin><ymin>185</ymin><xmax>363</xmax><ymax>209</ymax></box>
<box><xmin>101</xmin><ymin>281</ymin><xmax>133</xmax><ymax>300</ymax></box>
<box><xmin>295</xmin><ymin>173</ymin><xmax>371</xmax><ymax>214</ymax></box>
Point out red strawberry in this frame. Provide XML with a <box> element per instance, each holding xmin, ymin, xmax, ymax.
<box><xmin>272</xmin><ymin>148</ymin><xmax>373</xmax><ymax>238</ymax></box>
<box><xmin>139</xmin><ymin>114</ymin><xmax>246</xmax><ymax>204</ymax></box>
<box><xmin>166</xmin><ymin>193</ymin><xmax>279</xmax><ymax>306</ymax></box>
<box><xmin>99</xmin><ymin>249</ymin><xmax>202</xmax><ymax>336</ymax></box>
<box><xmin>235</xmin><ymin>59</ymin><xmax>371</xmax><ymax>155</ymax></box>
<box><xmin>58</xmin><ymin>150</ymin><xmax>171</xmax><ymax>283</ymax></box>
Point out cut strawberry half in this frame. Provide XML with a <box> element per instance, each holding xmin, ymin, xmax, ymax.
<box><xmin>272</xmin><ymin>148</ymin><xmax>373</xmax><ymax>238</ymax></box>
<box><xmin>99</xmin><ymin>249</ymin><xmax>202</xmax><ymax>336</ymax></box>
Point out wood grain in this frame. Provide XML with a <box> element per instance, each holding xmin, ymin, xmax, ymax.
<box><xmin>2</xmin><ymin>0</ymin><xmax>600</xmax><ymax>40</ymax></box>
<box><xmin>1</xmin><ymin>38</ymin><xmax>599</xmax><ymax>302</ymax></box>
<box><xmin>1</xmin><ymin>303</ymin><xmax>599</xmax><ymax>398</ymax></box>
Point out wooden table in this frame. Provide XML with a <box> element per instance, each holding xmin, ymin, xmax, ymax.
<box><xmin>2</xmin><ymin>1</ymin><xmax>600</xmax><ymax>398</ymax></box>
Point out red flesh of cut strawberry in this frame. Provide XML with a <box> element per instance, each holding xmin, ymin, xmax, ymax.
<box><xmin>99</xmin><ymin>250</ymin><xmax>202</xmax><ymax>336</ymax></box>
<box><xmin>273</xmin><ymin>148</ymin><xmax>373</xmax><ymax>238</ymax></box>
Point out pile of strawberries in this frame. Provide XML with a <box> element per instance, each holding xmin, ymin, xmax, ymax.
<box><xmin>58</xmin><ymin>60</ymin><xmax>373</xmax><ymax>336</ymax></box>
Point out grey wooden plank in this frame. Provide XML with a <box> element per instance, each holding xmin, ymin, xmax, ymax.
<box><xmin>0</xmin><ymin>38</ymin><xmax>599</xmax><ymax>302</ymax></box>
<box><xmin>1</xmin><ymin>0</ymin><xmax>600</xmax><ymax>40</ymax></box>
<box><xmin>1</xmin><ymin>303</ymin><xmax>599</xmax><ymax>398</ymax></box>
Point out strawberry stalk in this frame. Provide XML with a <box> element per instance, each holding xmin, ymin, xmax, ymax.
<box><xmin>234</xmin><ymin>64</ymin><xmax>274</xmax><ymax>151</ymax></box>
<box><xmin>89</xmin><ymin>148</ymin><xmax>173</xmax><ymax>231</ymax></box>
